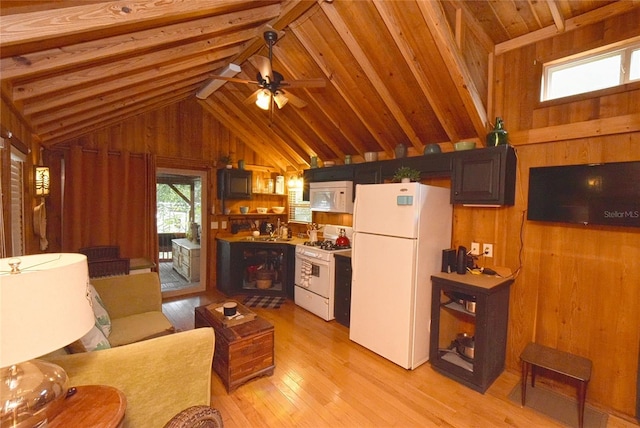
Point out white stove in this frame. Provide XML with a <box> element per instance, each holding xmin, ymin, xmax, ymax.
<box><xmin>294</xmin><ymin>225</ymin><xmax>352</xmax><ymax>321</ymax></box>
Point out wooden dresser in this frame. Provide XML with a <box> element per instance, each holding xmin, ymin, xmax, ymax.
<box><xmin>172</xmin><ymin>238</ymin><xmax>200</xmax><ymax>282</ymax></box>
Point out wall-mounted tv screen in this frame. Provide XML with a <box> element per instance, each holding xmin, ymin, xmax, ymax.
<box><xmin>527</xmin><ymin>161</ymin><xmax>640</xmax><ymax>228</ymax></box>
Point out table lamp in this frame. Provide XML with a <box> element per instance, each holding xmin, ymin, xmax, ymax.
<box><xmin>1</xmin><ymin>253</ymin><xmax>94</xmax><ymax>427</ymax></box>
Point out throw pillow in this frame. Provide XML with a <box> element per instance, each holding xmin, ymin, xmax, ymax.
<box><xmin>69</xmin><ymin>322</ymin><xmax>111</xmax><ymax>353</ymax></box>
<box><xmin>88</xmin><ymin>283</ymin><xmax>111</xmax><ymax>337</ymax></box>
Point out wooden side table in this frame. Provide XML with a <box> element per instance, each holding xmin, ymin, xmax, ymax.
<box><xmin>49</xmin><ymin>385</ymin><xmax>126</xmax><ymax>428</ymax></box>
<box><xmin>520</xmin><ymin>342</ymin><xmax>592</xmax><ymax>428</ymax></box>
<box><xmin>195</xmin><ymin>301</ymin><xmax>275</xmax><ymax>392</ymax></box>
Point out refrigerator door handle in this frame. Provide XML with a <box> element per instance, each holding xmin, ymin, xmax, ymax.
<box><xmin>351</xmin><ymin>231</ymin><xmax>358</xmax><ymax>282</ymax></box>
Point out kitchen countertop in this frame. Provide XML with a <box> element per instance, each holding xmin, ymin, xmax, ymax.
<box><xmin>431</xmin><ymin>271</ymin><xmax>513</xmax><ymax>291</ymax></box>
<box><xmin>216</xmin><ymin>235</ymin><xmax>307</xmax><ymax>246</ymax></box>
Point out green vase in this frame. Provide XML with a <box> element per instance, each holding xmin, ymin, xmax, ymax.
<box><xmin>486</xmin><ymin>117</ymin><xmax>508</xmax><ymax>147</ymax></box>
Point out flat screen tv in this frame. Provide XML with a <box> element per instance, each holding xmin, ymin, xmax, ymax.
<box><xmin>527</xmin><ymin>161</ymin><xmax>640</xmax><ymax>228</ymax></box>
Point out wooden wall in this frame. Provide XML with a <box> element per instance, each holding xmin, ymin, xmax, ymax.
<box><xmin>453</xmin><ymin>9</ymin><xmax>640</xmax><ymax>418</ymax></box>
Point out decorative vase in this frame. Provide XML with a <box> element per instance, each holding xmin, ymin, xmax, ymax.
<box><xmin>238</xmin><ymin>159</ymin><xmax>245</xmax><ymax>170</ymax></box>
<box><xmin>486</xmin><ymin>117</ymin><xmax>508</xmax><ymax>146</ymax></box>
<box><xmin>310</xmin><ymin>156</ymin><xmax>318</xmax><ymax>168</ymax></box>
<box><xmin>395</xmin><ymin>143</ymin><xmax>407</xmax><ymax>158</ymax></box>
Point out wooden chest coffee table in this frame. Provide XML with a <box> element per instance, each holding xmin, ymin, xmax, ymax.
<box><xmin>194</xmin><ymin>301</ymin><xmax>275</xmax><ymax>392</ymax></box>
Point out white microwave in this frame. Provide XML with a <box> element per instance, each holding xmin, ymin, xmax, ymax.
<box><xmin>309</xmin><ymin>181</ymin><xmax>354</xmax><ymax>214</ymax></box>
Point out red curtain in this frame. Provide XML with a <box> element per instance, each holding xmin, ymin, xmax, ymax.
<box><xmin>62</xmin><ymin>146</ymin><xmax>158</xmax><ymax>268</ymax></box>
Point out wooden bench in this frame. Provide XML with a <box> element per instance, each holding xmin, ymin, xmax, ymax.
<box><xmin>520</xmin><ymin>342</ymin><xmax>592</xmax><ymax>428</ymax></box>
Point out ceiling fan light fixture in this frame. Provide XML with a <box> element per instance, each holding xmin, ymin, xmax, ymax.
<box><xmin>273</xmin><ymin>91</ymin><xmax>288</xmax><ymax>109</ymax></box>
<box><xmin>256</xmin><ymin>90</ymin><xmax>271</xmax><ymax>110</ymax></box>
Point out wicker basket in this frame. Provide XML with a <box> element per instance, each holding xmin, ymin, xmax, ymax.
<box><xmin>255</xmin><ymin>270</ymin><xmax>275</xmax><ymax>289</ymax></box>
<box><xmin>256</xmin><ymin>279</ymin><xmax>273</xmax><ymax>289</ymax></box>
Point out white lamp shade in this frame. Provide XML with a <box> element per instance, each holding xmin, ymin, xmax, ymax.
<box><xmin>0</xmin><ymin>253</ymin><xmax>94</xmax><ymax>368</ymax></box>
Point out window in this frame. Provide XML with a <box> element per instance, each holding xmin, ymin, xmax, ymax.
<box><xmin>10</xmin><ymin>147</ymin><xmax>26</xmax><ymax>256</ymax></box>
<box><xmin>287</xmin><ymin>177</ymin><xmax>311</xmax><ymax>223</ymax></box>
<box><xmin>541</xmin><ymin>40</ymin><xmax>640</xmax><ymax>101</ymax></box>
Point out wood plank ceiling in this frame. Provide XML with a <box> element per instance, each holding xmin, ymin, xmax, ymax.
<box><xmin>1</xmin><ymin>0</ymin><xmax>633</xmax><ymax>172</ymax></box>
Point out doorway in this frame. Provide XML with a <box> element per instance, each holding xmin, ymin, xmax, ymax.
<box><xmin>156</xmin><ymin>168</ymin><xmax>206</xmax><ymax>298</ymax></box>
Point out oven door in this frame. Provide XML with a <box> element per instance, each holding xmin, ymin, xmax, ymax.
<box><xmin>294</xmin><ymin>254</ymin><xmax>331</xmax><ymax>297</ymax></box>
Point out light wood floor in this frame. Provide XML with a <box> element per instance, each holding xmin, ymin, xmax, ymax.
<box><xmin>162</xmin><ymin>292</ymin><xmax>638</xmax><ymax>428</ymax></box>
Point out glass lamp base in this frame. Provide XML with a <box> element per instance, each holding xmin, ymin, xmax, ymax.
<box><xmin>1</xmin><ymin>360</ymin><xmax>69</xmax><ymax>427</ymax></box>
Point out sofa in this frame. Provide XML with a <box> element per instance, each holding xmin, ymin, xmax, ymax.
<box><xmin>78</xmin><ymin>272</ymin><xmax>175</xmax><ymax>350</ymax></box>
<box><xmin>43</xmin><ymin>328</ymin><xmax>217</xmax><ymax>427</ymax></box>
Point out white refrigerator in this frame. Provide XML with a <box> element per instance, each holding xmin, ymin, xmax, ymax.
<box><xmin>349</xmin><ymin>182</ymin><xmax>452</xmax><ymax>369</ymax></box>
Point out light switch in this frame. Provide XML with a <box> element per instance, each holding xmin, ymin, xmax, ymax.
<box><xmin>221</xmin><ymin>221</ymin><xmax>227</xmax><ymax>229</ymax></box>
<box><xmin>211</xmin><ymin>221</ymin><xmax>218</xmax><ymax>229</ymax></box>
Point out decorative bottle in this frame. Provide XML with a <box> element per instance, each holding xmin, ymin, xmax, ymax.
<box><xmin>486</xmin><ymin>117</ymin><xmax>508</xmax><ymax>147</ymax></box>
<box><xmin>394</xmin><ymin>143</ymin><xmax>407</xmax><ymax>158</ymax></box>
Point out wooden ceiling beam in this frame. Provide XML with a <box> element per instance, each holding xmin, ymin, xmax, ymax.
<box><xmin>0</xmin><ymin>0</ymin><xmax>265</xmax><ymax>56</ymax></box>
<box><xmin>11</xmin><ymin>30</ymin><xmax>253</xmax><ymax>102</ymax></box>
<box><xmin>320</xmin><ymin>1</ymin><xmax>424</xmax><ymax>153</ymax></box>
<box><xmin>21</xmin><ymin>47</ymin><xmax>238</xmax><ymax>116</ymax></box>
<box><xmin>417</xmin><ymin>0</ymin><xmax>488</xmax><ymax>138</ymax></box>
<box><xmin>374</xmin><ymin>0</ymin><xmax>466</xmax><ymax>144</ymax></box>
<box><xmin>545</xmin><ymin>0</ymin><xmax>565</xmax><ymax>32</ymax></box>
<box><xmin>271</xmin><ymin>30</ymin><xmax>373</xmax><ymax>157</ymax></box>
<box><xmin>1</xmin><ymin>4</ymin><xmax>280</xmax><ymax>81</ymax></box>
<box><xmin>292</xmin><ymin>15</ymin><xmax>396</xmax><ymax>157</ymax></box>
<box><xmin>495</xmin><ymin>1</ymin><xmax>640</xmax><ymax>55</ymax></box>
<box><xmin>29</xmin><ymin>66</ymin><xmax>217</xmax><ymax>126</ymax></box>
<box><xmin>33</xmin><ymin>74</ymin><xmax>209</xmax><ymax>134</ymax></box>
<box><xmin>200</xmin><ymin>93</ymin><xmax>293</xmax><ymax>171</ymax></box>
<box><xmin>229</xmin><ymin>0</ymin><xmax>317</xmax><ymax>65</ymax></box>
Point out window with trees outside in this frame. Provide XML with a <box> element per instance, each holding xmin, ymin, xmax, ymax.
<box><xmin>541</xmin><ymin>39</ymin><xmax>639</xmax><ymax>101</ymax></box>
<box><xmin>287</xmin><ymin>177</ymin><xmax>311</xmax><ymax>223</ymax></box>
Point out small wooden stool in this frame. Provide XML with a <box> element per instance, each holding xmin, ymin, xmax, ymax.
<box><xmin>520</xmin><ymin>342</ymin><xmax>592</xmax><ymax>428</ymax></box>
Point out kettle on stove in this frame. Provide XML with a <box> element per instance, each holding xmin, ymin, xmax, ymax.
<box><xmin>335</xmin><ymin>228</ymin><xmax>350</xmax><ymax>247</ymax></box>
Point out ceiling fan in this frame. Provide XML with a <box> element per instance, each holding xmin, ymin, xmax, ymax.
<box><xmin>206</xmin><ymin>29</ymin><xmax>325</xmax><ymax>113</ymax></box>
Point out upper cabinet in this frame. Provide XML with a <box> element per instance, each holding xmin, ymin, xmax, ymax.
<box><xmin>451</xmin><ymin>145</ymin><xmax>516</xmax><ymax>206</ymax></box>
<box><xmin>217</xmin><ymin>168</ymin><xmax>252</xmax><ymax>200</ymax></box>
<box><xmin>303</xmin><ymin>146</ymin><xmax>516</xmax><ymax>206</ymax></box>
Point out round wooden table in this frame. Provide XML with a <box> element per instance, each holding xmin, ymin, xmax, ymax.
<box><xmin>48</xmin><ymin>385</ymin><xmax>126</xmax><ymax>428</ymax></box>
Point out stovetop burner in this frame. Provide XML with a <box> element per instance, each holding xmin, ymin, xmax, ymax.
<box><xmin>303</xmin><ymin>240</ymin><xmax>351</xmax><ymax>251</ymax></box>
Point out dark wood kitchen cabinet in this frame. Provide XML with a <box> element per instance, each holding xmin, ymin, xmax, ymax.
<box><xmin>334</xmin><ymin>253</ymin><xmax>352</xmax><ymax>327</ymax></box>
<box><xmin>217</xmin><ymin>168</ymin><xmax>252</xmax><ymax>200</ymax></box>
<box><xmin>451</xmin><ymin>145</ymin><xmax>516</xmax><ymax>206</ymax></box>
<box><xmin>217</xmin><ymin>240</ymin><xmax>295</xmax><ymax>299</ymax></box>
<box><xmin>430</xmin><ymin>272</ymin><xmax>513</xmax><ymax>393</ymax></box>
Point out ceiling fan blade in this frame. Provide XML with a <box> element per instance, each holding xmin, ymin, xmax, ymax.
<box><xmin>280</xmin><ymin>78</ymin><xmax>326</xmax><ymax>88</ymax></box>
<box><xmin>249</xmin><ymin>55</ymin><xmax>273</xmax><ymax>82</ymax></box>
<box><xmin>209</xmin><ymin>75</ymin><xmax>258</xmax><ymax>85</ymax></box>
<box><xmin>282</xmin><ymin>91</ymin><xmax>308</xmax><ymax>108</ymax></box>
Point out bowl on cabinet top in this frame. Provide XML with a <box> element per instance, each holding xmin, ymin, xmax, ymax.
<box><xmin>272</xmin><ymin>206</ymin><xmax>285</xmax><ymax>214</ymax></box>
<box><xmin>239</xmin><ymin>206</ymin><xmax>249</xmax><ymax>214</ymax></box>
<box><xmin>364</xmin><ymin>151</ymin><xmax>378</xmax><ymax>162</ymax></box>
<box><xmin>454</xmin><ymin>141</ymin><xmax>476</xmax><ymax>151</ymax></box>
<box><xmin>323</xmin><ymin>161</ymin><xmax>335</xmax><ymax>167</ymax></box>
<box><xmin>423</xmin><ymin>143</ymin><xmax>442</xmax><ymax>155</ymax></box>
<box><xmin>256</xmin><ymin>207</ymin><xmax>268</xmax><ymax>214</ymax></box>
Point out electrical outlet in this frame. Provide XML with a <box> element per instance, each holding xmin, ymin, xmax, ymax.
<box><xmin>483</xmin><ymin>243</ymin><xmax>493</xmax><ymax>258</ymax></box>
<box><xmin>221</xmin><ymin>221</ymin><xmax>227</xmax><ymax>229</ymax></box>
<box><xmin>470</xmin><ymin>242</ymin><xmax>480</xmax><ymax>255</ymax></box>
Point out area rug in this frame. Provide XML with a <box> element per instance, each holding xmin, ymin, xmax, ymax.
<box><xmin>508</xmin><ymin>382</ymin><xmax>607</xmax><ymax>428</ymax></box>
<box><xmin>243</xmin><ymin>295</ymin><xmax>286</xmax><ymax>309</ymax></box>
